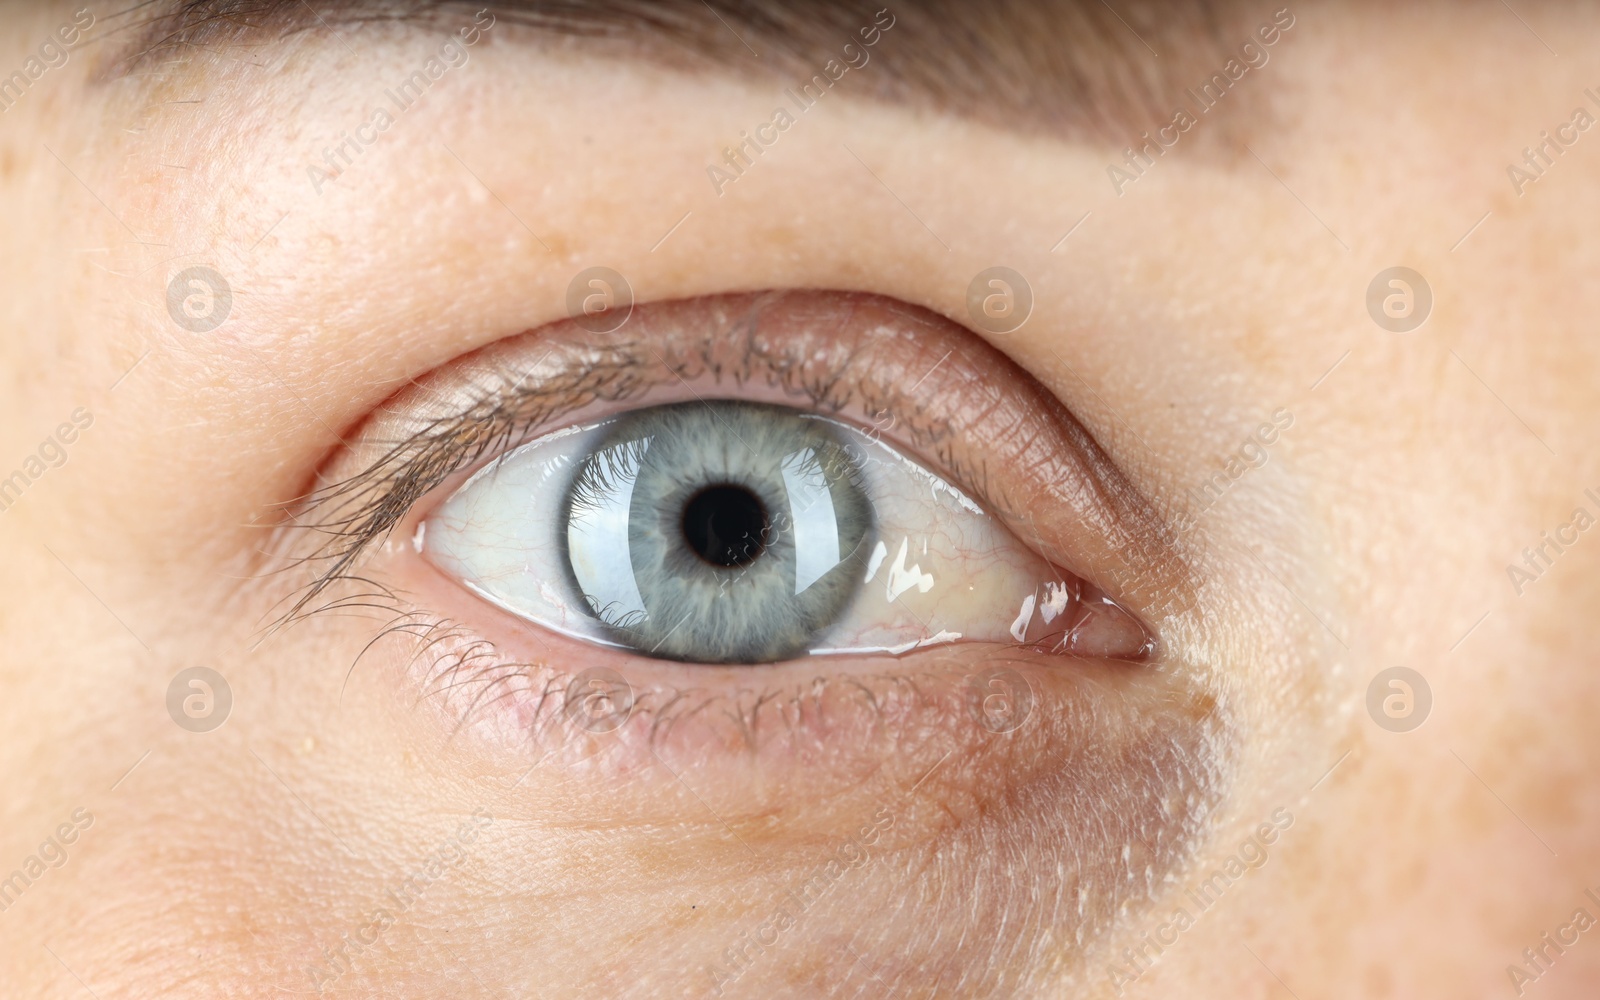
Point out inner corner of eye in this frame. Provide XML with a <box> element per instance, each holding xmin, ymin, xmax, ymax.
<box><xmin>417</xmin><ymin>397</ymin><xmax>1153</xmax><ymax>666</ymax></box>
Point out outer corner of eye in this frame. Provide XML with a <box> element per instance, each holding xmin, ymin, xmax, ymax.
<box><xmin>416</xmin><ymin>392</ymin><xmax>1154</xmax><ymax>668</ymax></box>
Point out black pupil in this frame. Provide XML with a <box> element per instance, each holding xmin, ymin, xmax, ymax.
<box><xmin>682</xmin><ymin>484</ymin><xmax>769</xmax><ymax>568</ymax></box>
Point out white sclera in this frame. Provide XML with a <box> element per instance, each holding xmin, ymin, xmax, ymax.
<box><xmin>424</xmin><ymin>411</ymin><xmax>1074</xmax><ymax>657</ymax></box>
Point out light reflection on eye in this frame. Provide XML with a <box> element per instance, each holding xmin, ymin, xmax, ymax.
<box><xmin>423</xmin><ymin>399</ymin><xmax>1152</xmax><ymax>664</ymax></box>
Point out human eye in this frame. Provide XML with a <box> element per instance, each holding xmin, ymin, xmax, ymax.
<box><xmin>275</xmin><ymin>286</ymin><xmax>1217</xmax><ymax>993</ymax></box>
<box><xmin>288</xmin><ymin>290</ymin><xmax>1193</xmax><ymax>765</ymax></box>
<box><xmin>423</xmin><ymin>395</ymin><xmax>1152</xmax><ymax>665</ymax></box>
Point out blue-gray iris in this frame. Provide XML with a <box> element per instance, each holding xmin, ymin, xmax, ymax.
<box><xmin>561</xmin><ymin>401</ymin><xmax>875</xmax><ymax>663</ymax></box>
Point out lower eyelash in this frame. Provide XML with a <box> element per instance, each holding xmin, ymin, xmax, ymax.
<box><xmin>350</xmin><ymin>599</ymin><xmax>716</xmax><ymax>745</ymax></box>
<box><xmin>345</xmin><ymin>586</ymin><xmax>1039</xmax><ymax>764</ymax></box>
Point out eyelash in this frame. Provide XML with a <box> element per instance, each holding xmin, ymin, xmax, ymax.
<box><xmin>364</xmin><ymin>605</ymin><xmax>963</xmax><ymax>749</ymax></box>
<box><xmin>274</xmin><ymin>355</ymin><xmax>645</xmax><ymax>630</ymax></box>
<box><xmin>273</xmin><ymin>297</ymin><xmax>989</xmax><ymax>636</ymax></box>
<box><xmin>261</xmin><ymin>290</ymin><xmax>1179</xmax><ymax>757</ymax></box>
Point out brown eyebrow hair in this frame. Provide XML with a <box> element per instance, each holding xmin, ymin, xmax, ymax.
<box><xmin>101</xmin><ymin>0</ymin><xmax>1268</xmax><ymax>146</ymax></box>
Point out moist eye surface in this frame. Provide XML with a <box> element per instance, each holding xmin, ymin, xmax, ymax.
<box><xmin>421</xmin><ymin>393</ymin><xmax>1156</xmax><ymax>666</ymax></box>
<box><xmin>351</xmin><ymin>290</ymin><xmax>1175</xmax><ymax>673</ymax></box>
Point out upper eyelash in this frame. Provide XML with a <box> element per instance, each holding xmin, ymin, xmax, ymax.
<box><xmin>266</xmin><ymin>327</ymin><xmax>827</xmax><ymax>631</ymax></box>
<box><xmin>265</xmin><ymin>292</ymin><xmax>1018</xmax><ymax>641</ymax></box>
<box><xmin>566</xmin><ymin>434</ymin><xmax>649</xmax><ymax>521</ymax></box>
<box><xmin>269</xmin><ymin>354</ymin><xmax>646</xmax><ymax>631</ymax></box>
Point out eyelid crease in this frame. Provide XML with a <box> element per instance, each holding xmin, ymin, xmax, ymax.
<box><xmin>271</xmin><ymin>290</ymin><xmax>1194</xmax><ymax>640</ymax></box>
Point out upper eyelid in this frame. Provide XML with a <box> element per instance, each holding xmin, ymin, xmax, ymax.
<box><xmin>279</xmin><ymin>323</ymin><xmax>935</xmax><ymax>623</ymax></box>
<box><xmin>273</xmin><ymin>290</ymin><xmax>1191</xmax><ymax>632</ymax></box>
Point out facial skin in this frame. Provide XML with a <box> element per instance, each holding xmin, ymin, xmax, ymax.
<box><xmin>0</xmin><ymin>1</ymin><xmax>1597</xmax><ymax>997</ymax></box>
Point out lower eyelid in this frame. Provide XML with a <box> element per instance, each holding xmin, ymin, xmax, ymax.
<box><xmin>350</xmin><ymin>592</ymin><xmax>1227</xmax><ymax>970</ymax></box>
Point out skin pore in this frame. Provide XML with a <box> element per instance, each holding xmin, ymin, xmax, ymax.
<box><xmin>0</xmin><ymin>1</ymin><xmax>1597</xmax><ymax>997</ymax></box>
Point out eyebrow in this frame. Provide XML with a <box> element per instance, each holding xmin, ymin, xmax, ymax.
<box><xmin>102</xmin><ymin>0</ymin><xmax>1260</xmax><ymax>145</ymax></box>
